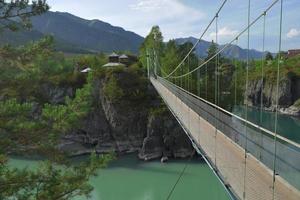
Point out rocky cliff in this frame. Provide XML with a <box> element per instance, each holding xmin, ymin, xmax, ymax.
<box><xmin>58</xmin><ymin>68</ymin><xmax>194</xmax><ymax>160</ymax></box>
<box><xmin>245</xmin><ymin>74</ymin><xmax>300</xmax><ymax>117</ymax></box>
<box><xmin>139</xmin><ymin>113</ymin><xmax>194</xmax><ymax>160</ymax></box>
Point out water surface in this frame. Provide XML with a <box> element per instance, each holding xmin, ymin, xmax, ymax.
<box><xmin>233</xmin><ymin>105</ymin><xmax>300</xmax><ymax>143</ymax></box>
<box><xmin>9</xmin><ymin>155</ymin><xmax>231</xmax><ymax>200</ymax></box>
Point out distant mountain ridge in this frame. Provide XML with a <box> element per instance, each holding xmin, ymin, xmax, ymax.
<box><xmin>175</xmin><ymin>37</ymin><xmax>270</xmax><ymax>60</ymax></box>
<box><xmin>0</xmin><ymin>11</ymin><xmax>269</xmax><ymax>59</ymax></box>
<box><xmin>0</xmin><ymin>11</ymin><xmax>144</xmax><ymax>54</ymax></box>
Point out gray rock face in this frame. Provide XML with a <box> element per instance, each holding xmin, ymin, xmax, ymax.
<box><xmin>59</xmin><ymin>77</ymin><xmax>194</xmax><ymax>159</ymax></box>
<box><xmin>245</xmin><ymin>75</ymin><xmax>300</xmax><ymax>116</ymax></box>
<box><xmin>39</xmin><ymin>83</ymin><xmax>75</xmax><ymax>104</ymax></box>
<box><xmin>98</xmin><ymin>97</ymin><xmax>147</xmax><ymax>153</ymax></box>
<box><xmin>139</xmin><ymin>114</ymin><xmax>194</xmax><ymax>160</ymax></box>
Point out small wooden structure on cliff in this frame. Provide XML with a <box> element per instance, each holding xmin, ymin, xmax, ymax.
<box><xmin>102</xmin><ymin>52</ymin><xmax>137</xmax><ymax>67</ymax></box>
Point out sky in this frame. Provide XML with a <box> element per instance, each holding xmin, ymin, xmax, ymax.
<box><xmin>47</xmin><ymin>0</ymin><xmax>300</xmax><ymax>52</ymax></box>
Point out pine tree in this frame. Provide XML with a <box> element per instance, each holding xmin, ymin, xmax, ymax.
<box><xmin>0</xmin><ymin>0</ymin><xmax>49</xmax><ymax>31</ymax></box>
<box><xmin>0</xmin><ymin>2</ymin><xmax>112</xmax><ymax>199</ymax></box>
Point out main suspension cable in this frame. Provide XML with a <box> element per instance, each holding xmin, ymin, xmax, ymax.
<box><xmin>166</xmin><ymin>0</ymin><xmax>279</xmax><ymax>80</ymax></box>
<box><xmin>162</xmin><ymin>0</ymin><xmax>228</xmax><ymax>79</ymax></box>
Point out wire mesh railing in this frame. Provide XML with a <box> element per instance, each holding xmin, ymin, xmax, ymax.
<box><xmin>151</xmin><ymin>76</ymin><xmax>300</xmax><ymax>199</ymax></box>
<box><xmin>147</xmin><ymin>0</ymin><xmax>300</xmax><ymax>198</ymax></box>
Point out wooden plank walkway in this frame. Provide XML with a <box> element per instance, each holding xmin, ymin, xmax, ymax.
<box><xmin>151</xmin><ymin>77</ymin><xmax>300</xmax><ymax>200</ymax></box>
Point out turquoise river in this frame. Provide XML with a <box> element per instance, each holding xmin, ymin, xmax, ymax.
<box><xmin>9</xmin><ymin>155</ymin><xmax>231</xmax><ymax>200</ymax></box>
<box><xmin>8</xmin><ymin>107</ymin><xmax>300</xmax><ymax>200</ymax></box>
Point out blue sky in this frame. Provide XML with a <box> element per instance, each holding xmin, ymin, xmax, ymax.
<box><xmin>47</xmin><ymin>0</ymin><xmax>300</xmax><ymax>52</ymax></box>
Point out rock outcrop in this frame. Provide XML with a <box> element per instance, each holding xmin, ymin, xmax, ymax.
<box><xmin>39</xmin><ymin>83</ymin><xmax>76</xmax><ymax>104</ymax></box>
<box><xmin>59</xmin><ymin>70</ymin><xmax>194</xmax><ymax>160</ymax></box>
<box><xmin>138</xmin><ymin>114</ymin><xmax>194</xmax><ymax>160</ymax></box>
<box><xmin>245</xmin><ymin>74</ymin><xmax>300</xmax><ymax>117</ymax></box>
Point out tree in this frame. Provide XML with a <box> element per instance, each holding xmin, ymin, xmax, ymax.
<box><xmin>265</xmin><ymin>52</ymin><xmax>273</xmax><ymax>61</ymax></box>
<box><xmin>0</xmin><ymin>2</ymin><xmax>113</xmax><ymax>199</ymax></box>
<box><xmin>0</xmin><ymin>152</ymin><xmax>113</xmax><ymax>200</ymax></box>
<box><xmin>0</xmin><ymin>0</ymin><xmax>49</xmax><ymax>31</ymax></box>
<box><xmin>139</xmin><ymin>26</ymin><xmax>164</xmax><ymax>72</ymax></box>
<box><xmin>0</xmin><ymin>84</ymin><xmax>113</xmax><ymax>200</ymax></box>
<box><xmin>178</xmin><ymin>42</ymin><xmax>198</xmax><ymax>72</ymax></box>
<box><xmin>205</xmin><ymin>41</ymin><xmax>218</xmax><ymax>77</ymax></box>
<box><xmin>160</xmin><ymin>40</ymin><xmax>180</xmax><ymax>76</ymax></box>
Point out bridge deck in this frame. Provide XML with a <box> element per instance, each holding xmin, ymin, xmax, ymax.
<box><xmin>151</xmin><ymin>77</ymin><xmax>300</xmax><ymax>200</ymax></box>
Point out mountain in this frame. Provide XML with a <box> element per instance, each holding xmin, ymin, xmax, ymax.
<box><xmin>0</xmin><ymin>11</ymin><xmax>270</xmax><ymax>58</ymax></box>
<box><xmin>0</xmin><ymin>11</ymin><xmax>144</xmax><ymax>54</ymax></box>
<box><xmin>175</xmin><ymin>37</ymin><xmax>269</xmax><ymax>60</ymax></box>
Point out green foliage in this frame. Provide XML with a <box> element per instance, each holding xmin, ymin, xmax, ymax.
<box><xmin>103</xmin><ymin>75</ymin><xmax>125</xmax><ymax>102</ymax></box>
<box><xmin>248</xmin><ymin>54</ymin><xmax>300</xmax><ymax>82</ymax></box>
<box><xmin>0</xmin><ymin>0</ymin><xmax>49</xmax><ymax>32</ymax></box>
<box><xmin>99</xmin><ymin>65</ymin><xmax>149</xmax><ymax>105</ymax></box>
<box><xmin>0</xmin><ymin>99</ymin><xmax>46</xmax><ymax>154</ymax></box>
<box><xmin>0</xmin><ymin>152</ymin><xmax>114</xmax><ymax>200</ymax></box>
<box><xmin>140</xmin><ymin>28</ymin><xmax>199</xmax><ymax>79</ymax></box>
<box><xmin>0</xmin><ymin>36</ymin><xmax>92</xmax><ymax>103</ymax></box>
<box><xmin>160</xmin><ymin>40</ymin><xmax>181</xmax><ymax>76</ymax></box>
<box><xmin>205</xmin><ymin>41</ymin><xmax>220</xmax><ymax>77</ymax></box>
<box><xmin>0</xmin><ymin>82</ymin><xmax>92</xmax><ymax>155</ymax></box>
<box><xmin>42</xmin><ymin>83</ymin><xmax>92</xmax><ymax>134</ymax></box>
<box><xmin>0</xmin><ymin>25</ymin><xmax>115</xmax><ymax>199</ymax></box>
<box><xmin>139</xmin><ymin>26</ymin><xmax>164</xmax><ymax>69</ymax></box>
<box><xmin>75</xmin><ymin>53</ymin><xmax>107</xmax><ymax>70</ymax></box>
<box><xmin>0</xmin><ymin>84</ymin><xmax>109</xmax><ymax>200</ymax></box>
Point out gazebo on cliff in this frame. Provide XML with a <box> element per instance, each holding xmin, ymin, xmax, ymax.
<box><xmin>102</xmin><ymin>52</ymin><xmax>126</xmax><ymax>67</ymax></box>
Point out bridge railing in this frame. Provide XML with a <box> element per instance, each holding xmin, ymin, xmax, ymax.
<box><xmin>156</xmin><ymin>76</ymin><xmax>300</xmax><ymax>192</ymax></box>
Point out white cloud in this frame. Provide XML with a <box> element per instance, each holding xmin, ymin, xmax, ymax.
<box><xmin>129</xmin><ymin>0</ymin><xmax>163</xmax><ymax>11</ymax></box>
<box><xmin>209</xmin><ymin>27</ymin><xmax>238</xmax><ymax>41</ymax></box>
<box><xmin>287</xmin><ymin>28</ymin><xmax>300</xmax><ymax>39</ymax></box>
<box><xmin>127</xmin><ymin>0</ymin><xmax>205</xmax><ymax>39</ymax></box>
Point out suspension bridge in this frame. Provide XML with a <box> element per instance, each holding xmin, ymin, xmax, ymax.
<box><xmin>146</xmin><ymin>0</ymin><xmax>300</xmax><ymax>199</ymax></box>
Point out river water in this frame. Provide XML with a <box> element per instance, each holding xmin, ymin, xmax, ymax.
<box><xmin>9</xmin><ymin>107</ymin><xmax>299</xmax><ymax>199</ymax></box>
<box><xmin>9</xmin><ymin>155</ymin><xmax>231</xmax><ymax>200</ymax></box>
<box><xmin>233</xmin><ymin>106</ymin><xmax>300</xmax><ymax>143</ymax></box>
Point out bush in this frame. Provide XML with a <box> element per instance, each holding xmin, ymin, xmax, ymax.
<box><xmin>103</xmin><ymin>75</ymin><xmax>124</xmax><ymax>102</ymax></box>
<box><xmin>100</xmin><ymin>65</ymin><xmax>149</xmax><ymax>105</ymax></box>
